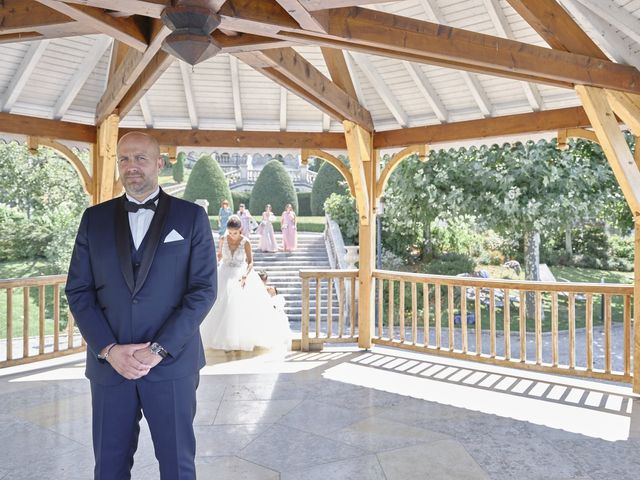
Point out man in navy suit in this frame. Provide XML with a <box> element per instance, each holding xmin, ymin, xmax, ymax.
<box><xmin>66</xmin><ymin>132</ymin><xmax>217</xmax><ymax>479</ymax></box>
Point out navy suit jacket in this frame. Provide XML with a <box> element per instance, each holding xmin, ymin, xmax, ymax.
<box><xmin>65</xmin><ymin>189</ymin><xmax>217</xmax><ymax>386</ymax></box>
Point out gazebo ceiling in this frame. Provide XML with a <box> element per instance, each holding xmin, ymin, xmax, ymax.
<box><xmin>1</xmin><ymin>0</ymin><xmax>640</xmax><ymax>148</ymax></box>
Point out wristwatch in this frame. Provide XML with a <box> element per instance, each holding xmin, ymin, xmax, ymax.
<box><xmin>150</xmin><ymin>342</ymin><xmax>168</xmax><ymax>359</ymax></box>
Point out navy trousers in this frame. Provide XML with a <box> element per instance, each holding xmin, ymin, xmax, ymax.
<box><xmin>90</xmin><ymin>374</ymin><xmax>199</xmax><ymax>480</ymax></box>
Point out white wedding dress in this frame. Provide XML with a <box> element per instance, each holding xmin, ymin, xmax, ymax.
<box><xmin>200</xmin><ymin>235</ymin><xmax>292</xmax><ymax>351</ymax></box>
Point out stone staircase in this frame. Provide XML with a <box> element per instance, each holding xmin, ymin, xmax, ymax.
<box><xmin>248</xmin><ymin>232</ymin><xmax>340</xmax><ymax>328</ymax></box>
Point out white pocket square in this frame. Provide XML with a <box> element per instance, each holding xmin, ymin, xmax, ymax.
<box><xmin>164</xmin><ymin>229</ymin><xmax>184</xmax><ymax>243</ymax></box>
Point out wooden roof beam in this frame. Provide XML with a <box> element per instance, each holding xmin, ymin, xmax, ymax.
<box><xmin>321</xmin><ymin>47</ymin><xmax>357</xmax><ymax>99</ymax></box>
<box><xmin>35</xmin><ymin>1</ymin><xmax>149</xmax><ymax>51</ymax></box>
<box><xmin>229</xmin><ymin>55</ymin><xmax>244</xmax><ymax>130</ymax></box>
<box><xmin>573</xmin><ymin>0</ymin><xmax>640</xmax><ymax>50</ymax></box>
<box><xmin>47</xmin><ymin>0</ymin><xmax>167</xmax><ymax>18</ymax></box>
<box><xmin>179</xmin><ymin>61</ymin><xmax>199</xmax><ymax>129</ymax></box>
<box><xmin>139</xmin><ymin>95</ymin><xmax>154</xmax><ymax>128</ymax></box>
<box><xmin>1</xmin><ymin>40</ymin><xmax>50</xmax><ymax>112</ymax></box>
<box><xmin>402</xmin><ymin>61</ymin><xmax>448</xmax><ymax>123</ymax></box>
<box><xmin>301</xmin><ymin>0</ymin><xmax>392</xmax><ymax>10</ymax></box>
<box><xmin>118</xmin><ymin>128</ymin><xmax>347</xmax><ymax>149</ymax></box>
<box><xmin>0</xmin><ymin>1</ymin><xmax>73</xmax><ymax>35</ymax></box>
<box><xmin>279</xmin><ymin>87</ymin><xmax>288</xmax><ymax>131</ymax></box>
<box><xmin>235</xmin><ymin>48</ymin><xmax>373</xmax><ymax>131</ymax></box>
<box><xmin>275</xmin><ymin>0</ymin><xmax>327</xmax><ymax>32</ymax></box>
<box><xmin>95</xmin><ymin>19</ymin><xmax>171</xmax><ymax>124</ymax></box>
<box><xmin>505</xmin><ymin>0</ymin><xmax>608</xmax><ymax>60</ymax></box>
<box><xmin>373</xmin><ymin>106</ymin><xmax>593</xmax><ymax>149</ymax></box>
<box><xmin>0</xmin><ymin>111</ymin><xmax>96</xmax><ymax>143</ymax></box>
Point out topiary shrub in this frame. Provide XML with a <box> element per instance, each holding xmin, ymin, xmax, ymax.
<box><xmin>232</xmin><ymin>191</ymin><xmax>251</xmax><ymax>212</ymax></box>
<box><xmin>172</xmin><ymin>151</ymin><xmax>185</xmax><ymax>183</ymax></box>
<box><xmin>310</xmin><ymin>160</ymin><xmax>348</xmax><ymax>215</ymax></box>
<box><xmin>249</xmin><ymin>160</ymin><xmax>298</xmax><ymax>215</ymax></box>
<box><xmin>424</xmin><ymin>253</ymin><xmax>476</xmax><ymax>276</ymax></box>
<box><xmin>182</xmin><ymin>154</ymin><xmax>232</xmax><ymax>214</ymax></box>
<box><xmin>324</xmin><ymin>193</ymin><xmax>358</xmax><ymax>245</ymax></box>
<box><xmin>297</xmin><ymin>191</ymin><xmax>312</xmax><ymax>216</ymax></box>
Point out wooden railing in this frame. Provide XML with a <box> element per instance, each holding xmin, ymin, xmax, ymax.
<box><xmin>300</xmin><ymin>270</ymin><xmax>359</xmax><ymax>351</ymax></box>
<box><xmin>1</xmin><ymin>275</ymin><xmax>85</xmax><ymax>368</ymax></box>
<box><xmin>373</xmin><ymin>270</ymin><xmax>634</xmax><ymax>383</ymax></box>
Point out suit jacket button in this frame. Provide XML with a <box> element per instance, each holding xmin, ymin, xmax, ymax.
<box><xmin>133</xmin><ymin>299</ymin><xmax>139</xmax><ymax>304</ymax></box>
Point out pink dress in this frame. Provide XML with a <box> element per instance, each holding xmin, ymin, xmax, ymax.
<box><xmin>258</xmin><ymin>212</ymin><xmax>278</xmax><ymax>252</ymax></box>
<box><xmin>238</xmin><ymin>210</ymin><xmax>252</xmax><ymax>236</ymax></box>
<box><xmin>281</xmin><ymin>211</ymin><xmax>297</xmax><ymax>251</ymax></box>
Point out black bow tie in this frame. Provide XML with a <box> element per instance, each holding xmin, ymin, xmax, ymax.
<box><xmin>124</xmin><ymin>193</ymin><xmax>160</xmax><ymax>213</ymax></box>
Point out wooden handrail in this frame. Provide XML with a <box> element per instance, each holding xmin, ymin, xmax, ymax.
<box><xmin>0</xmin><ymin>275</ymin><xmax>67</xmax><ymax>289</ymax></box>
<box><xmin>373</xmin><ymin>270</ymin><xmax>633</xmax><ymax>294</ymax></box>
<box><xmin>300</xmin><ymin>269</ymin><xmax>358</xmax><ymax>279</ymax></box>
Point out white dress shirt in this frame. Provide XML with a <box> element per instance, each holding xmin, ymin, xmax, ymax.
<box><xmin>126</xmin><ymin>187</ymin><xmax>160</xmax><ymax>250</ymax></box>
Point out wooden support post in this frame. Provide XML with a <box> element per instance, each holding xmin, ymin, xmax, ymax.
<box><xmin>577</xmin><ymin>85</ymin><xmax>640</xmax><ymax>392</ymax></box>
<box><xmin>92</xmin><ymin>114</ymin><xmax>120</xmax><ymax>205</ymax></box>
<box><xmin>343</xmin><ymin>120</ymin><xmax>376</xmax><ymax>348</ymax></box>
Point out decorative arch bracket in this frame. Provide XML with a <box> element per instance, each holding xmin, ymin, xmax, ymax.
<box><xmin>301</xmin><ymin>148</ymin><xmax>356</xmax><ymax>197</ymax></box>
<box><xmin>375</xmin><ymin>144</ymin><xmax>428</xmax><ymax>199</ymax></box>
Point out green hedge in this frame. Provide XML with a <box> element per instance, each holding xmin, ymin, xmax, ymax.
<box><xmin>311</xmin><ymin>160</ymin><xmax>348</xmax><ymax>215</ymax></box>
<box><xmin>209</xmin><ymin>216</ymin><xmax>324</xmax><ymax>233</ymax></box>
<box><xmin>183</xmin><ymin>155</ymin><xmax>232</xmax><ymax>214</ymax></box>
<box><xmin>232</xmin><ymin>191</ymin><xmax>251</xmax><ymax>212</ymax></box>
<box><xmin>172</xmin><ymin>151</ymin><xmax>185</xmax><ymax>183</ymax></box>
<box><xmin>250</xmin><ymin>160</ymin><xmax>298</xmax><ymax>214</ymax></box>
<box><xmin>297</xmin><ymin>192</ymin><xmax>312</xmax><ymax>216</ymax></box>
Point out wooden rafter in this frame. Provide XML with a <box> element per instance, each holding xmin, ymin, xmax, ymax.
<box><xmin>301</xmin><ymin>0</ymin><xmax>391</xmax><ymax>10</ymax></box>
<box><xmin>216</xmin><ymin>32</ymin><xmax>291</xmax><ymax>53</ymax></box>
<box><xmin>229</xmin><ymin>55</ymin><xmax>244</xmax><ymax>130</ymax></box>
<box><xmin>118</xmin><ymin>128</ymin><xmax>347</xmax><ymax>149</ymax></box>
<box><xmin>275</xmin><ymin>0</ymin><xmax>327</xmax><ymax>32</ymax></box>
<box><xmin>279</xmin><ymin>87</ymin><xmax>287</xmax><ymax>131</ymax></box>
<box><xmin>505</xmin><ymin>0</ymin><xmax>608</xmax><ymax>60</ymax></box>
<box><xmin>1</xmin><ymin>40</ymin><xmax>50</xmax><ymax>112</ymax></box>
<box><xmin>0</xmin><ymin>1</ymin><xmax>73</xmax><ymax>35</ymax></box>
<box><xmin>95</xmin><ymin>20</ymin><xmax>171</xmax><ymax>124</ymax></box>
<box><xmin>35</xmin><ymin>1</ymin><xmax>149</xmax><ymax>51</ymax></box>
<box><xmin>235</xmin><ymin>47</ymin><xmax>373</xmax><ymax>130</ymax></box>
<box><xmin>218</xmin><ymin>4</ymin><xmax>640</xmax><ymax>94</ymax></box>
<box><xmin>139</xmin><ymin>95</ymin><xmax>154</xmax><ymax>128</ymax></box>
<box><xmin>321</xmin><ymin>47</ymin><xmax>357</xmax><ymax>99</ymax></box>
<box><xmin>374</xmin><ymin>106</ymin><xmax>592</xmax><ymax>149</ymax></box>
<box><xmin>606</xmin><ymin>91</ymin><xmax>640</xmax><ymax>138</ymax></box>
<box><xmin>179</xmin><ymin>61</ymin><xmax>199</xmax><ymax>129</ymax></box>
<box><xmin>572</xmin><ymin>0</ymin><xmax>640</xmax><ymax>48</ymax></box>
<box><xmin>402</xmin><ymin>61</ymin><xmax>448</xmax><ymax>123</ymax></box>
<box><xmin>47</xmin><ymin>0</ymin><xmax>167</xmax><ymax>18</ymax></box>
<box><xmin>53</xmin><ymin>36</ymin><xmax>112</xmax><ymax>120</ymax></box>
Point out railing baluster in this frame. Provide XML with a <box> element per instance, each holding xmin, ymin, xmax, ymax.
<box><xmin>586</xmin><ymin>293</ymin><xmax>593</xmax><ymax>372</ymax></box>
<box><xmin>519</xmin><ymin>290</ymin><xmax>526</xmax><ymax>362</ymax></box>
<box><xmin>23</xmin><ymin>287</ymin><xmax>29</xmax><ymax>360</ymax></box>
<box><xmin>411</xmin><ymin>282</ymin><xmax>417</xmax><ymax>345</ymax></box>
<box><xmin>461</xmin><ymin>286</ymin><xmax>468</xmax><ymax>354</ymax></box>
<box><xmin>423</xmin><ymin>283</ymin><xmax>429</xmax><ymax>347</ymax></box>
<box><xmin>551</xmin><ymin>292</ymin><xmax>558</xmax><ymax>367</ymax></box>
<box><xmin>435</xmin><ymin>283</ymin><xmax>442</xmax><ymax>349</ymax></box>
<box><xmin>448</xmin><ymin>285</ymin><xmax>454</xmax><ymax>351</ymax></box>
<box><xmin>604</xmin><ymin>294</ymin><xmax>612</xmax><ymax>374</ymax></box>
<box><xmin>399</xmin><ymin>280</ymin><xmax>405</xmax><ymax>343</ymax></box>
<box><xmin>568</xmin><ymin>293</ymin><xmax>575</xmax><ymax>369</ymax></box>
<box><xmin>624</xmin><ymin>294</ymin><xmax>631</xmax><ymax>376</ymax></box>
<box><xmin>535</xmin><ymin>291</ymin><xmax>542</xmax><ymax>365</ymax></box>
<box><xmin>388</xmin><ymin>280</ymin><xmax>395</xmax><ymax>341</ymax></box>
<box><xmin>377</xmin><ymin>277</ymin><xmax>383</xmax><ymax>338</ymax></box>
<box><xmin>503</xmin><ymin>288</ymin><xmax>510</xmax><ymax>360</ymax></box>
<box><xmin>490</xmin><ymin>288</ymin><xmax>496</xmax><ymax>358</ymax></box>
<box><xmin>53</xmin><ymin>284</ymin><xmax>60</xmax><ymax>352</ymax></box>
<box><xmin>6</xmin><ymin>287</ymin><xmax>13</xmax><ymax>361</ymax></box>
<box><xmin>38</xmin><ymin>285</ymin><xmax>45</xmax><ymax>355</ymax></box>
<box><xmin>315</xmin><ymin>277</ymin><xmax>321</xmax><ymax>338</ymax></box>
<box><xmin>302</xmin><ymin>277</ymin><xmax>310</xmax><ymax>351</ymax></box>
<box><xmin>350</xmin><ymin>276</ymin><xmax>356</xmax><ymax>337</ymax></box>
<box><xmin>327</xmin><ymin>278</ymin><xmax>333</xmax><ymax>338</ymax></box>
<box><xmin>475</xmin><ymin>287</ymin><xmax>481</xmax><ymax>355</ymax></box>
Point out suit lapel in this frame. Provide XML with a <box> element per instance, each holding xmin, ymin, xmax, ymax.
<box><xmin>115</xmin><ymin>195</ymin><xmax>135</xmax><ymax>293</ymax></box>
<box><xmin>133</xmin><ymin>188</ymin><xmax>170</xmax><ymax>296</ymax></box>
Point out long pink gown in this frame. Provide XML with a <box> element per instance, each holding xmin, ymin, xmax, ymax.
<box><xmin>281</xmin><ymin>211</ymin><xmax>297</xmax><ymax>251</ymax></box>
<box><xmin>258</xmin><ymin>212</ymin><xmax>278</xmax><ymax>252</ymax></box>
<box><xmin>238</xmin><ymin>210</ymin><xmax>252</xmax><ymax>236</ymax></box>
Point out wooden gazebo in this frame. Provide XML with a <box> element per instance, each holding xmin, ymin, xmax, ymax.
<box><xmin>2</xmin><ymin>0</ymin><xmax>640</xmax><ymax>392</ymax></box>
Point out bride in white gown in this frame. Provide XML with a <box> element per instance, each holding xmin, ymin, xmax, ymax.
<box><xmin>201</xmin><ymin>215</ymin><xmax>291</xmax><ymax>351</ymax></box>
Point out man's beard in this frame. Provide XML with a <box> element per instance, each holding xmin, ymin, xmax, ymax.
<box><xmin>124</xmin><ymin>175</ymin><xmax>152</xmax><ymax>195</ymax></box>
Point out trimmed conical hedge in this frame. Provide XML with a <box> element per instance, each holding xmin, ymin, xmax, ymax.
<box><xmin>172</xmin><ymin>151</ymin><xmax>185</xmax><ymax>183</ymax></box>
<box><xmin>310</xmin><ymin>160</ymin><xmax>348</xmax><ymax>215</ymax></box>
<box><xmin>250</xmin><ymin>160</ymin><xmax>298</xmax><ymax>215</ymax></box>
<box><xmin>182</xmin><ymin>154</ymin><xmax>232</xmax><ymax>214</ymax></box>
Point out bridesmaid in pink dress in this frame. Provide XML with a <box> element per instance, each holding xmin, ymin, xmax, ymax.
<box><xmin>258</xmin><ymin>204</ymin><xmax>278</xmax><ymax>252</ymax></box>
<box><xmin>281</xmin><ymin>203</ymin><xmax>297</xmax><ymax>252</ymax></box>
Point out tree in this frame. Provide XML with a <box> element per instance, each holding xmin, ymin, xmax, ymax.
<box><xmin>250</xmin><ymin>160</ymin><xmax>298</xmax><ymax>215</ymax></box>
<box><xmin>172</xmin><ymin>151</ymin><xmax>185</xmax><ymax>183</ymax></box>
<box><xmin>183</xmin><ymin>155</ymin><xmax>232</xmax><ymax>214</ymax></box>
<box><xmin>310</xmin><ymin>159</ymin><xmax>348</xmax><ymax>215</ymax></box>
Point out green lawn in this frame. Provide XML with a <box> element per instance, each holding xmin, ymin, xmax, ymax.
<box><xmin>209</xmin><ymin>216</ymin><xmax>325</xmax><ymax>233</ymax></box>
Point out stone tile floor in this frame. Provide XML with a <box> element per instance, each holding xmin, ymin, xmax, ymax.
<box><xmin>1</xmin><ymin>345</ymin><xmax>640</xmax><ymax>479</ymax></box>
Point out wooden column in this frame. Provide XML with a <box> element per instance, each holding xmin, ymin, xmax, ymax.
<box><xmin>92</xmin><ymin>113</ymin><xmax>120</xmax><ymax>204</ymax></box>
<box><xmin>576</xmin><ymin>85</ymin><xmax>640</xmax><ymax>393</ymax></box>
<box><xmin>343</xmin><ymin>120</ymin><xmax>377</xmax><ymax>348</ymax></box>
